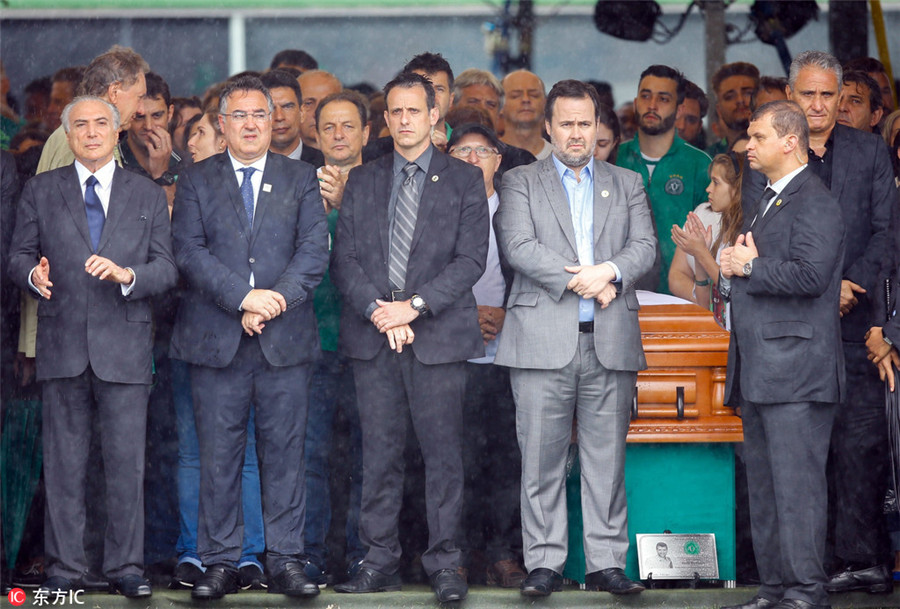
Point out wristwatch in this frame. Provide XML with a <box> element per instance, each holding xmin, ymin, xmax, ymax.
<box><xmin>410</xmin><ymin>294</ymin><xmax>430</xmax><ymax>316</ymax></box>
<box><xmin>154</xmin><ymin>171</ymin><xmax>177</xmax><ymax>186</ymax></box>
<box><xmin>742</xmin><ymin>259</ymin><xmax>754</xmax><ymax>278</ymax></box>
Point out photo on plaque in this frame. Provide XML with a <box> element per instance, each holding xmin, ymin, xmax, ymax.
<box><xmin>636</xmin><ymin>533</ymin><xmax>719</xmax><ymax>580</ymax></box>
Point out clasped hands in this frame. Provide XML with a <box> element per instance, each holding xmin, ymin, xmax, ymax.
<box><xmin>371</xmin><ymin>299</ymin><xmax>419</xmax><ymax>353</ymax></box>
<box><xmin>241</xmin><ymin>289</ymin><xmax>287</xmax><ymax>336</ymax></box>
<box><xmin>720</xmin><ymin>232</ymin><xmax>758</xmax><ymax>278</ymax></box>
<box><xmin>565</xmin><ymin>262</ymin><xmax>617</xmax><ymax>309</ymax></box>
<box><xmin>31</xmin><ymin>255</ymin><xmax>135</xmax><ymax>301</ymax></box>
<box><xmin>671</xmin><ymin>211</ymin><xmax>713</xmax><ymax>258</ymax></box>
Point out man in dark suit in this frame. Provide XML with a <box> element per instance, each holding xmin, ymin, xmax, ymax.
<box><xmin>751</xmin><ymin>51</ymin><xmax>898</xmax><ymax>593</ymax></box>
<box><xmin>720</xmin><ymin>100</ymin><xmax>845</xmax><ymax>609</ymax></box>
<box><xmin>169</xmin><ymin>75</ymin><xmax>329</xmax><ymax>600</ymax></box>
<box><xmin>8</xmin><ymin>96</ymin><xmax>178</xmax><ymax>597</ymax></box>
<box><xmin>331</xmin><ymin>72</ymin><xmax>488</xmax><ymax>603</ymax></box>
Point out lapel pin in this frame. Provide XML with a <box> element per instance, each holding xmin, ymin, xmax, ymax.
<box><xmin>263</xmin><ymin>183</ymin><xmax>272</xmax><ymax>193</ymax></box>
<box><xmin>601</xmin><ymin>189</ymin><xmax>610</xmax><ymax>198</ymax></box>
<box><xmin>775</xmin><ymin>199</ymin><xmax>782</xmax><ymax>207</ymax></box>
<box><xmin>431</xmin><ymin>175</ymin><xmax>439</xmax><ymax>182</ymax></box>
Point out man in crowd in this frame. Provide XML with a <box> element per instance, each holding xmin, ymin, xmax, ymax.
<box><xmin>170</xmin><ymin>75</ymin><xmax>329</xmax><ymax>600</ymax></box>
<box><xmin>501</xmin><ymin>69</ymin><xmax>552</xmax><ymax>159</ymax></box>
<box><xmin>452</xmin><ymin>68</ymin><xmax>504</xmax><ymax>133</ymax></box>
<box><xmin>331</xmin><ymin>71</ymin><xmax>487</xmax><ymax>603</ymax></box>
<box><xmin>674</xmin><ymin>79</ymin><xmax>708</xmax><ymax>149</ymax></box>
<box><xmin>720</xmin><ymin>99</ymin><xmax>844</xmax><ymax>609</ymax></box>
<box><xmin>45</xmin><ymin>66</ymin><xmax>85</xmax><ymax>132</ymax></box>
<box><xmin>837</xmin><ymin>70</ymin><xmax>885</xmax><ymax>134</ymax></box>
<box><xmin>302</xmin><ymin>90</ymin><xmax>371</xmax><ymax>586</ymax></box>
<box><xmin>260</xmin><ymin>68</ymin><xmax>325</xmax><ymax>165</ymax></box>
<box><xmin>757</xmin><ymin>76</ymin><xmax>788</xmax><ymax>106</ymax></box>
<box><xmin>706</xmin><ymin>62</ymin><xmax>759</xmax><ymax>156</ymax></box>
<box><xmin>495</xmin><ymin>79</ymin><xmax>655</xmax><ymax>598</ymax></box>
<box><xmin>781</xmin><ymin>50</ymin><xmax>898</xmax><ymax>597</ymax></box>
<box><xmin>9</xmin><ymin>95</ymin><xmax>178</xmax><ymax>598</ymax></box>
<box><xmin>616</xmin><ymin>64</ymin><xmax>710</xmax><ymax>293</ymax></box>
<box><xmin>404</xmin><ymin>52</ymin><xmax>454</xmax><ymax>150</ymax></box>
<box><xmin>844</xmin><ymin>56</ymin><xmax>896</xmax><ymax>114</ymax></box>
<box><xmin>296</xmin><ymin>69</ymin><xmax>342</xmax><ymax>152</ymax></box>
<box><xmin>270</xmin><ymin>48</ymin><xmax>319</xmax><ymax>73</ymax></box>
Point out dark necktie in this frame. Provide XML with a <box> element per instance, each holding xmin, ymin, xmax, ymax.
<box><xmin>389</xmin><ymin>163</ymin><xmax>420</xmax><ymax>290</ymax></box>
<box><xmin>239</xmin><ymin>167</ymin><xmax>256</xmax><ymax>228</ymax></box>
<box><xmin>84</xmin><ymin>175</ymin><xmax>104</xmax><ymax>252</ymax></box>
<box><xmin>752</xmin><ymin>187</ymin><xmax>777</xmax><ymax>227</ymax></box>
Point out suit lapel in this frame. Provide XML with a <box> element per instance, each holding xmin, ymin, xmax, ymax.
<box><xmin>537</xmin><ymin>157</ymin><xmax>578</xmax><ymax>253</ymax></box>
<box><xmin>250</xmin><ymin>152</ymin><xmax>277</xmax><ymax>247</ymax></box>
<box><xmin>591</xmin><ymin>160</ymin><xmax>613</xmax><ymax>248</ymax></box>
<box><xmin>217</xmin><ymin>153</ymin><xmax>252</xmax><ymax>240</ymax></box>
<box><xmin>753</xmin><ymin>168</ymin><xmax>810</xmax><ymax>235</ymax></box>
<box><xmin>827</xmin><ymin>124</ymin><xmax>848</xmax><ymax>203</ymax></box>
<box><xmin>375</xmin><ymin>154</ymin><xmax>392</xmax><ymax>262</ymax></box>
<box><xmin>59</xmin><ymin>164</ymin><xmax>94</xmax><ymax>252</ymax></box>
<box><xmin>99</xmin><ymin>166</ymin><xmax>130</xmax><ymax>253</ymax></box>
<box><xmin>411</xmin><ymin>151</ymin><xmax>448</xmax><ymax>252</ymax></box>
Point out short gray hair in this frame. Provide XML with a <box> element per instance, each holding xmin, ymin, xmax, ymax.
<box><xmin>788</xmin><ymin>50</ymin><xmax>842</xmax><ymax>93</ymax></box>
<box><xmin>61</xmin><ymin>96</ymin><xmax>121</xmax><ymax>133</ymax></box>
<box><xmin>452</xmin><ymin>68</ymin><xmax>504</xmax><ymax>107</ymax></box>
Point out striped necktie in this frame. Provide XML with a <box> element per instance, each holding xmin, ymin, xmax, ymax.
<box><xmin>389</xmin><ymin>163</ymin><xmax>420</xmax><ymax>290</ymax></box>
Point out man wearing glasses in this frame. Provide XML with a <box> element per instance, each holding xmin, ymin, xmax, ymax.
<box><xmin>170</xmin><ymin>75</ymin><xmax>330</xmax><ymax>600</ymax></box>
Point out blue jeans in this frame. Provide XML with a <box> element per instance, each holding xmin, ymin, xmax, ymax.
<box><xmin>172</xmin><ymin>358</ymin><xmax>264</xmax><ymax>567</ymax></box>
<box><xmin>304</xmin><ymin>351</ymin><xmax>364</xmax><ymax>567</ymax></box>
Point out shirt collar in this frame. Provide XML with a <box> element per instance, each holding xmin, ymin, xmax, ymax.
<box><xmin>74</xmin><ymin>158</ymin><xmax>116</xmax><ymax>189</ymax></box>
<box><xmin>551</xmin><ymin>152</ymin><xmax>593</xmax><ymax>182</ymax></box>
<box><xmin>767</xmin><ymin>164</ymin><xmax>807</xmax><ymax>196</ymax></box>
<box><xmin>228</xmin><ymin>150</ymin><xmax>267</xmax><ymax>175</ymax></box>
<box><xmin>393</xmin><ymin>144</ymin><xmax>434</xmax><ymax>177</ymax></box>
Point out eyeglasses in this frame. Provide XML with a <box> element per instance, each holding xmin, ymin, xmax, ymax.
<box><xmin>449</xmin><ymin>146</ymin><xmax>497</xmax><ymax>159</ymax></box>
<box><xmin>221</xmin><ymin>110</ymin><xmax>270</xmax><ymax>123</ymax></box>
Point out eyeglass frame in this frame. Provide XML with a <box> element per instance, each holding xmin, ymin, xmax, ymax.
<box><xmin>220</xmin><ymin>110</ymin><xmax>271</xmax><ymax>123</ymax></box>
<box><xmin>448</xmin><ymin>145</ymin><xmax>499</xmax><ymax>159</ymax></box>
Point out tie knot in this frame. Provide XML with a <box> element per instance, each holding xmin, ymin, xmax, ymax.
<box><xmin>403</xmin><ymin>163</ymin><xmax>418</xmax><ymax>180</ymax></box>
<box><xmin>85</xmin><ymin>175</ymin><xmax>99</xmax><ymax>188</ymax></box>
<box><xmin>240</xmin><ymin>167</ymin><xmax>255</xmax><ymax>179</ymax></box>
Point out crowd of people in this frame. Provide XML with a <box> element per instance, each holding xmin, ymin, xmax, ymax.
<box><xmin>1</xmin><ymin>43</ymin><xmax>900</xmax><ymax>609</ymax></box>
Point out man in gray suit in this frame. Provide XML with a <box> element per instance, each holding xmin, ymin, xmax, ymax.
<box><xmin>720</xmin><ymin>100</ymin><xmax>844</xmax><ymax>609</ymax></box>
<box><xmin>494</xmin><ymin>79</ymin><xmax>656</xmax><ymax>598</ymax></box>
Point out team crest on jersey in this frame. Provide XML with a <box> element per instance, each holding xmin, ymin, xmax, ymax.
<box><xmin>664</xmin><ymin>177</ymin><xmax>684</xmax><ymax>195</ymax></box>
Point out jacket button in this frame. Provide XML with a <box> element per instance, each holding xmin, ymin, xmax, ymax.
<box><xmin>249</xmin><ymin>257</ymin><xmax>255</xmax><ymax>264</ymax></box>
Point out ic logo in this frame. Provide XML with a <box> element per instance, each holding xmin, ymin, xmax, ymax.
<box><xmin>7</xmin><ymin>587</ymin><xmax>26</xmax><ymax>606</ymax></box>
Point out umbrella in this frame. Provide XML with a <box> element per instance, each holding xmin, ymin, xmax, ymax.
<box><xmin>884</xmin><ymin>278</ymin><xmax>900</xmax><ymax>513</ymax></box>
<box><xmin>1</xmin><ymin>398</ymin><xmax>43</xmax><ymax>572</ymax></box>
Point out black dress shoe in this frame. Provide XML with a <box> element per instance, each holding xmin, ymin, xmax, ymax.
<box><xmin>721</xmin><ymin>595</ymin><xmax>779</xmax><ymax>609</ymax></box>
<box><xmin>334</xmin><ymin>566</ymin><xmax>401</xmax><ymax>593</ymax></box>
<box><xmin>39</xmin><ymin>576</ymin><xmax>73</xmax><ymax>593</ymax></box>
<box><xmin>109</xmin><ymin>574</ymin><xmax>152</xmax><ymax>598</ymax></box>
<box><xmin>238</xmin><ymin>563</ymin><xmax>267</xmax><ymax>590</ymax></box>
<box><xmin>267</xmin><ymin>561</ymin><xmax>319</xmax><ymax>597</ymax></box>
<box><xmin>825</xmin><ymin>564</ymin><xmax>892</xmax><ymax>594</ymax></box>
<box><xmin>520</xmin><ymin>567</ymin><xmax>563</xmax><ymax>597</ymax></box>
<box><xmin>585</xmin><ymin>567</ymin><xmax>645</xmax><ymax>594</ymax></box>
<box><xmin>191</xmin><ymin>564</ymin><xmax>239</xmax><ymax>600</ymax></box>
<box><xmin>429</xmin><ymin>568</ymin><xmax>467</xmax><ymax>602</ymax></box>
<box><xmin>771</xmin><ymin>599</ymin><xmax>831</xmax><ymax>609</ymax></box>
<box><xmin>170</xmin><ymin>562</ymin><xmax>204</xmax><ymax>589</ymax></box>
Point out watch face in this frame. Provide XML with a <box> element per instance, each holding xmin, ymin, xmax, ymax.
<box><xmin>743</xmin><ymin>262</ymin><xmax>752</xmax><ymax>276</ymax></box>
<box><xmin>412</xmin><ymin>296</ymin><xmax>423</xmax><ymax>306</ymax></box>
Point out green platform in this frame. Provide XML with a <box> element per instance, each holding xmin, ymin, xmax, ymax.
<box><xmin>564</xmin><ymin>443</ymin><xmax>736</xmax><ymax>583</ymax></box>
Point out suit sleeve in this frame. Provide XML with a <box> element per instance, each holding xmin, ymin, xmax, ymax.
<box><xmin>414</xmin><ymin>168</ymin><xmax>489</xmax><ymax>316</ymax></box>
<box><xmin>748</xmin><ymin>190</ymin><xmax>844</xmax><ymax>298</ymax></box>
<box><xmin>606</xmin><ymin>171</ymin><xmax>657</xmax><ymax>290</ymax></box>
<box><xmin>171</xmin><ymin>169</ymin><xmax>255</xmax><ymax>312</ymax></box>
<box><xmin>125</xmin><ymin>184</ymin><xmax>178</xmax><ymax>301</ymax></box>
<box><xmin>331</xmin><ymin>169</ymin><xmax>387</xmax><ymax>320</ymax></box>
<box><xmin>495</xmin><ymin>168</ymin><xmax>578</xmax><ymax>301</ymax></box>
<box><xmin>270</xmin><ymin>164</ymin><xmax>329</xmax><ymax>309</ymax></box>
<box><xmin>7</xmin><ymin>178</ymin><xmax>41</xmax><ymax>294</ymax></box>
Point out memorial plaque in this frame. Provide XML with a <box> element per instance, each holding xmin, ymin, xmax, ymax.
<box><xmin>636</xmin><ymin>533</ymin><xmax>719</xmax><ymax>580</ymax></box>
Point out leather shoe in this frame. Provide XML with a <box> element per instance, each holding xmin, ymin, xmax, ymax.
<box><xmin>721</xmin><ymin>595</ymin><xmax>779</xmax><ymax>609</ymax></box>
<box><xmin>191</xmin><ymin>564</ymin><xmax>239</xmax><ymax>600</ymax></box>
<box><xmin>520</xmin><ymin>567</ymin><xmax>562</xmax><ymax>597</ymax></box>
<box><xmin>267</xmin><ymin>561</ymin><xmax>319</xmax><ymax>597</ymax></box>
<box><xmin>771</xmin><ymin>599</ymin><xmax>831</xmax><ymax>609</ymax></box>
<box><xmin>238</xmin><ymin>563</ymin><xmax>267</xmax><ymax>590</ymax></box>
<box><xmin>585</xmin><ymin>567</ymin><xmax>645</xmax><ymax>594</ymax></box>
<box><xmin>39</xmin><ymin>576</ymin><xmax>73</xmax><ymax>593</ymax></box>
<box><xmin>109</xmin><ymin>574</ymin><xmax>152</xmax><ymax>598</ymax></box>
<box><xmin>486</xmin><ymin>559</ymin><xmax>526</xmax><ymax>588</ymax></box>
<box><xmin>334</xmin><ymin>566</ymin><xmax>401</xmax><ymax>593</ymax></box>
<box><xmin>429</xmin><ymin>568</ymin><xmax>467</xmax><ymax>602</ymax></box>
<box><xmin>825</xmin><ymin>564</ymin><xmax>892</xmax><ymax>594</ymax></box>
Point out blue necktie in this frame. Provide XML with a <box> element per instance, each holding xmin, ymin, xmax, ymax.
<box><xmin>239</xmin><ymin>167</ymin><xmax>256</xmax><ymax>228</ymax></box>
<box><xmin>84</xmin><ymin>175</ymin><xmax>104</xmax><ymax>252</ymax></box>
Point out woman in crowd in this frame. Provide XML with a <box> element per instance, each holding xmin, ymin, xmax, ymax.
<box><xmin>593</xmin><ymin>103</ymin><xmax>621</xmax><ymax>163</ymax></box>
<box><xmin>668</xmin><ymin>153</ymin><xmax>744</xmax><ymax>320</ymax></box>
<box><xmin>184</xmin><ymin>109</ymin><xmax>226</xmax><ymax>163</ymax></box>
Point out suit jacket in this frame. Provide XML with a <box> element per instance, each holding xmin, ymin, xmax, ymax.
<box><xmin>331</xmin><ymin>148</ymin><xmax>489</xmax><ymax>365</ymax></box>
<box><xmin>725</xmin><ymin>167</ymin><xmax>845</xmax><ymax>406</ymax></box>
<box><xmin>169</xmin><ymin>151</ymin><xmax>329</xmax><ymax>368</ymax></box>
<box><xmin>8</xmin><ymin>164</ymin><xmax>177</xmax><ymax>384</ymax></box>
<box><xmin>742</xmin><ymin>124</ymin><xmax>898</xmax><ymax>343</ymax></box>
<box><xmin>493</xmin><ymin>156</ymin><xmax>657</xmax><ymax>371</ymax></box>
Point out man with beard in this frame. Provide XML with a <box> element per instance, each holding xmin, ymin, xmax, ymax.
<box><xmin>617</xmin><ymin>65</ymin><xmax>711</xmax><ymax>293</ymax></box>
<box><xmin>706</xmin><ymin>62</ymin><xmax>759</xmax><ymax>156</ymax></box>
<box><xmin>495</xmin><ymin>79</ymin><xmax>655</xmax><ymax>598</ymax></box>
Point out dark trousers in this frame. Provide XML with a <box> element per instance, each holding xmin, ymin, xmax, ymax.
<box><xmin>829</xmin><ymin>342</ymin><xmax>890</xmax><ymax>565</ymax></box>
<box><xmin>42</xmin><ymin>367</ymin><xmax>149</xmax><ymax>580</ymax></box>
<box><xmin>191</xmin><ymin>335</ymin><xmax>311</xmax><ymax>574</ymax></box>
<box><xmin>352</xmin><ymin>347</ymin><xmax>464</xmax><ymax>576</ymax></box>
<box><xmin>461</xmin><ymin>362</ymin><xmax>521</xmax><ymax>565</ymax></box>
<box><xmin>742</xmin><ymin>399</ymin><xmax>836</xmax><ymax>606</ymax></box>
